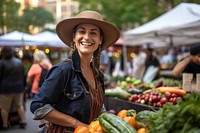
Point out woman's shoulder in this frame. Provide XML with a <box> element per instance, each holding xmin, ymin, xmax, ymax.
<box><xmin>52</xmin><ymin>60</ymin><xmax>73</xmax><ymax>72</ymax></box>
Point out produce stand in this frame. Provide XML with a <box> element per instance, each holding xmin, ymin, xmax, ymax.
<box><xmin>104</xmin><ymin>96</ymin><xmax>159</xmax><ymax>113</ymax></box>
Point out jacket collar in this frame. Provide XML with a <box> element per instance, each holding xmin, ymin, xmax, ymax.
<box><xmin>71</xmin><ymin>49</ymin><xmax>99</xmax><ymax>75</ymax></box>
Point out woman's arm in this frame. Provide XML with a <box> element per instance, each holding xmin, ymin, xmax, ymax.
<box><xmin>172</xmin><ymin>56</ymin><xmax>191</xmax><ymax>77</ymax></box>
<box><xmin>44</xmin><ymin>109</ymin><xmax>88</xmax><ymax>128</ymax></box>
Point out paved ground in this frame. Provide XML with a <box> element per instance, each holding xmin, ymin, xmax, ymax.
<box><xmin>1</xmin><ymin>99</ymin><xmax>41</xmax><ymax>133</ymax></box>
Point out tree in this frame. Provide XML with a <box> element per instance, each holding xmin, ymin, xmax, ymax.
<box><xmin>0</xmin><ymin>0</ymin><xmax>20</xmax><ymax>35</ymax></box>
<box><xmin>20</xmin><ymin>7</ymin><xmax>55</xmax><ymax>33</ymax></box>
<box><xmin>75</xmin><ymin>0</ymin><xmax>200</xmax><ymax>30</ymax></box>
<box><xmin>0</xmin><ymin>1</ymin><xmax>55</xmax><ymax>34</ymax></box>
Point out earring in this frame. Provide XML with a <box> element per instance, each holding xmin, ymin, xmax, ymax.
<box><xmin>70</xmin><ymin>42</ymin><xmax>74</xmax><ymax>48</ymax></box>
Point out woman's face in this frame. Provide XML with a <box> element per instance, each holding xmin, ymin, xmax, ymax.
<box><xmin>73</xmin><ymin>23</ymin><xmax>102</xmax><ymax>55</ymax></box>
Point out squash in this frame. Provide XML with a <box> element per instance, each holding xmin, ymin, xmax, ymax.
<box><xmin>99</xmin><ymin>113</ymin><xmax>137</xmax><ymax>133</ymax></box>
<box><xmin>88</xmin><ymin>120</ymin><xmax>105</xmax><ymax>133</ymax></box>
<box><xmin>105</xmin><ymin>88</ymin><xmax>131</xmax><ymax>100</ymax></box>
<box><xmin>117</xmin><ymin>109</ymin><xmax>137</xmax><ymax>128</ymax></box>
<box><xmin>117</xmin><ymin>110</ymin><xmax>128</xmax><ymax>118</ymax></box>
<box><xmin>157</xmin><ymin>87</ymin><xmax>186</xmax><ymax>96</ymax></box>
<box><xmin>137</xmin><ymin>128</ymin><xmax>148</xmax><ymax>133</ymax></box>
<box><xmin>74</xmin><ymin>125</ymin><xmax>89</xmax><ymax>133</ymax></box>
<box><xmin>135</xmin><ymin>110</ymin><xmax>155</xmax><ymax>129</ymax></box>
<box><xmin>123</xmin><ymin>116</ymin><xmax>137</xmax><ymax>129</ymax></box>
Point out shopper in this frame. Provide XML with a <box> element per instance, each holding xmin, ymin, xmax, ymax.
<box><xmin>30</xmin><ymin>10</ymin><xmax>120</xmax><ymax>132</ymax></box>
<box><xmin>132</xmin><ymin>45</ymin><xmax>147</xmax><ymax>80</ymax></box>
<box><xmin>143</xmin><ymin>47</ymin><xmax>160</xmax><ymax>83</ymax></box>
<box><xmin>112</xmin><ymin>54</ymin><xmax>132</xmax><ymax>77</ymax></box>
<box><xmin>0</xmin><ymin>46</ymin><xmax>26</xmax><ymax>130</ymax></box>
<box><xmin>27</xmin><ymin>50</ymin><xmax>52</xmax><ymax>98</ymax></box>
<box><xmin>172</xmin><ymin>43</ymin><xmax>200</xmax><ymax>77</ymax></box>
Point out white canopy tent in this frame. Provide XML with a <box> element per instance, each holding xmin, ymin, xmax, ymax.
<box><xmin>0</xmin><ymin>30</ymin><xmax>43</xmax><ymax>46</ymax></box>
<box><xmin>0</xmin><ymin>31</ymin><xmax>68</xmax><ymax>48</ymax></box>
<box><xmin>123</xmin><ymin>2</ymin><xmax>200</xmax><ymax>47</ymax></box>
<box><xmin>33</xmin><ymin>31</ymin><xmax>67</xmax><ymax>48</ymax></box>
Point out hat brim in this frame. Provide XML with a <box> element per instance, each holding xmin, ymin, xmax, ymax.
<box><xmin>56</xmin><ymin>18</ymin><xmax>120</xmax><ymax>49</ymax></box>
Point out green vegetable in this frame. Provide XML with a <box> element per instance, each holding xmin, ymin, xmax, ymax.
<box><xmin>127</xmin><ymin>88</ymin><xmax>143</xmax><ymax>94</ymax></box>
<box><xmin>135</xmin><ymin>110</ymin><xmax>156</xmax><ymax>128</ymax></box>
<box><xmin>105</xmin><ymin>88</ymin><xmax>131</xmax><ymax>100</ymax></box>
<box><xmin>99</xmin><ymin>113</ymin><xmax>137</xmax><ymax>133</ymax></box>
<box><xmin>148</xmin><ymin>93</ymin><xmax>200</xmax><ymax>133</ymax></box>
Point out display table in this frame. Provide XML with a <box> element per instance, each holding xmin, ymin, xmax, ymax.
<box><xmin>104</xmin><ymin>97</ymin><xmax>159</xmax><ymax>113</ymax></box>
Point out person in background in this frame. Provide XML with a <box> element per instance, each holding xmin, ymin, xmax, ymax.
<box><xmin>0</xmin><ymin>46</ymin><xmax>26</xmax><ymax>130</ymax></box>
<box><xmin>27</xmin><ymin>50</ymin><xmax>52</xmax><ymax>132</ymax></box>
<box><xmin>112</xmin><ymin>54</ymin><xmax>132</xmax><ymax>77</ymax></box>
<box><xmin>132</xmin><ymin>45</ymin><xmax>147</xmax><ymax>80</ymax></box>
<box><xmin>100</xmin><ymin>50</ymin><xmax>109</xmax><ymax>72</ymax></box>
<box><xmin>30</xmin><ymin>10</ymin><xmax>120</xmax><ymax>132</ymax></box>
<box><xmin>143</xmin><ymin>47</ymin><xmax>160</xmax><ymax>83</ymax></box>
<box><xmin>22</xmin><ymin>52</ymin><xmax>33</xmax><ymax>99</ymax></box>
<box><xmin>100</xmin><ymin>49</ymin><xmax>113</xmax><ymax>79</ymax></box>
<box><xmin>172</xmin><ymin>43</ymin><xmax>200</xmax><ymax>77</ymax></box>
<box><xmin>27</xmin><ymin>50</ymin><xmax>52</xmax><ymax>98</ymax></box>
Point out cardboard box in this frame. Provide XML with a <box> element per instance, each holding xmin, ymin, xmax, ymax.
<box><xmin>182</xmin><ymin>73</ymin><xmax>200</xmax><ymax>93</ymax></box>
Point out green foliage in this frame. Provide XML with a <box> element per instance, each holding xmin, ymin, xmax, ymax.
<box><xmin>0</xmin><ymin>1</ymin><xmax>54</xmax><ymax>34</ymax></box>
<box><xmin>20</xmin><ymin>7</ymin><xmax>55</xmax><ymax>33</ymax></box>
<box><xmin>148</xmin><ymin>93</ymin><xmax>200</xmax><ymax>133</ymax></box>
<box><xmin>75</xmin><ymin>0</ymin><xmax>200</xmax><ymax>30</ymax></box>
<box><xmin>0</xmin><ymin>0</ymin><xmax>20</xmax><ymax>34</ymax></box>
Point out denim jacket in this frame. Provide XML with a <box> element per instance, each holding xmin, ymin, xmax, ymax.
<box><xmin>30</xmin><ymin>50</ymin><xmax>105</xmax><ymax>124</ymax></box>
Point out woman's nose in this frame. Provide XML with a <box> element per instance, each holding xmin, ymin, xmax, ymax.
<box><xmin>83</xmin><ymin>32</ymin><xmax>90</xmax><ymax>39</ymax></box>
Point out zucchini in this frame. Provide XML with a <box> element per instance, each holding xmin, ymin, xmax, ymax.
<box><xmin>99</xmin><ymin>113</ymin><xmax>137</xmax><ymax>133</ymax></box>
<box><xmin>127</xmin><ymin>88</ymin><xmax>143</xmax><ymax>94</ymax></box>
<box><xmin>105</xmin><ymin>88</ymin><xmax>131</xmax><ymax>100</ymax></box>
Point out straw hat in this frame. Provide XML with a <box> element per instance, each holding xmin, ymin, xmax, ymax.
<box><xmin>56</xmin><ymin>10</ymin><xmax>120</xmax><ymax>49</ymax></box>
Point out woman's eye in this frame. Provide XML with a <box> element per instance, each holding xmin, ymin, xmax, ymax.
<box><xmin>91</xmin><ymin>32</ymin><xmax>97</xmax><ymax>35</ymax></box>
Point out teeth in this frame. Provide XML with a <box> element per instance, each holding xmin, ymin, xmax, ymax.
<box><xmin>81</xmin><ymin>42</ymin><xmax>92</xmax><ymax>46</ymax></box>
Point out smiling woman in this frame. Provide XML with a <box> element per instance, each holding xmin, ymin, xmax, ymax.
<box><xmin>30</xmin><ymin>10</ymin><xmax>120</xmax><ymax>133</ymax></box>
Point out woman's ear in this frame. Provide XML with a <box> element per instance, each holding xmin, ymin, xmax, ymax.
<box><xmin>99</xmin><ymin>37</ymin><xmax>103</xmax><ymax>45</ymax></box>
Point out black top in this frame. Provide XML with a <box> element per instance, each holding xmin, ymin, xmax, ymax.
<box><xmin>183</xmin><ymin>61</ymin><xmax>200</xmax><ymax>78</ymax></box>
<box><xmin>0</xmin><ymin>57</ymin><xmax>25</xmax><ymax>94</ymax></box>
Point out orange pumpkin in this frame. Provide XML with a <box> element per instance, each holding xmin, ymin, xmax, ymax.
<box><xmin>123</xmin><ymin>116</ymin><xmax>137</xmax><ymax>129</ymax></box>
<box><xmin>74</xmin><ymin>125</ymin><xmax>89</xmax><ymax>133</ymax></box>
<box><xmin>117</xmin><ymin>110</ymin><xmax>128</xmax><ymax>118</ymax></box>
<box><xmin>88</xmin><ymin>120</ymin><xmax>104</xmax><ymax>133</ymax></box>
<box><xmin>117</xmin><ymin>109</ymin><xmax>137</xmax><ymax>129</ymax></box>
<box><xmin>137</xmin><ymin>127</ymin><xmax>147</xmax><ymax>133</ymax></box>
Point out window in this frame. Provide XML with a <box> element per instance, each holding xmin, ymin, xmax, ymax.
<box><xmin>47</xmin><ymin>0</ymin><xmax>56</xmax><ymax>3</ymax></box>
<box><xmin>70</xmin><ymin>5</ymin><xmax>75</xmax><ymax>12</ymax></box>
<box><xmin>62</xmin><ymin>6</ymin><xmax>67</xmax><ymax>12</ymax></box>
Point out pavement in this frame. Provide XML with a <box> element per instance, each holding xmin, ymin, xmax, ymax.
<box><xmin>1</xmin><ymin>99</ymin><xmax>41</xmax><ymax>133</ymax></box>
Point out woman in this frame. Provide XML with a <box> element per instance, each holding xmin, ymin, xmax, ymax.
<box><xmin>27</xmin><ymin>50</ymin><xmax>52</xmax><ymax>98</ymax></box>
<box><xmin>30</xmin><ymin>10</ymin><xmax>120</xmax><ymax>132</ymax></box>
